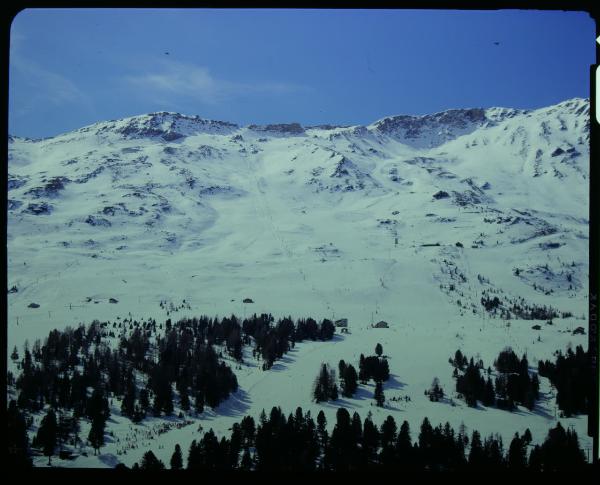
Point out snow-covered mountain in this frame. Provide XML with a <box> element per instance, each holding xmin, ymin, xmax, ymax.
<box><xmin>7</xmin><ymin>98</ymin><xmax>591</xmax><ymax>467</ymax></box>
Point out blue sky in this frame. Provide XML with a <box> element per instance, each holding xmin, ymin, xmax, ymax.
<box><xmin>9</xmin><ymin>8</ymin><xmax>595</xmax><ymax>139</ymax></box>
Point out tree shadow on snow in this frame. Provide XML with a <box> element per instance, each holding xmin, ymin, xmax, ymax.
<box><xmin>210</xmin><ymin>388</ymin><xmax>252</xmax><ymax>419</ymax></box>
<box><xmin>385</xmin><ymin>374</ymin><xmax>407</xmax><ymax>392</ymax></box>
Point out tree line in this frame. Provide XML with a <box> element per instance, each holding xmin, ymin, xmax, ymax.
<box><xmin>131</xmin><ymin>407</ymin><xmax>588</xmax><ymax>471</ymax></box>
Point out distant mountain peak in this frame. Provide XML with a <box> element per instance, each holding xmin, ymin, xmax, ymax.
<box><xmin>73</xmin><ymin>111</ymin><xmax>239</xmax><ymax>141</ymax></box>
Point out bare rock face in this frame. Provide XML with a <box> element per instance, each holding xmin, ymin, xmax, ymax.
<box><xmin>433</xmin><ymin>190</ymin><xmax>450</xmax><ymax>200</ymax></box>
<box><xmin>248</xmin><ymin>122</ymin><xmax>305</xmax><ymax>135</ymax></box>
<box><xmin>23</xmin><ymin>202</ymin><xmax>53</xmax><ymax>215</ymax></box>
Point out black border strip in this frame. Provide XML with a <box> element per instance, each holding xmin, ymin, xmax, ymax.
<box><xmin>3</xmin><ymin>0</ymin><xmax>600</xmax><ymax>469</ymax></box>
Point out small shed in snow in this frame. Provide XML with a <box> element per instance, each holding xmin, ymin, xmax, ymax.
<box><xmin>373</xmin><ymin>320</ymin><xmax>389</xmax><ymax>328</ymax></box>
<box><xmin>335</xmin><ymin>318</ymin><xmax>348</xmax><ymax>328</ymax></box>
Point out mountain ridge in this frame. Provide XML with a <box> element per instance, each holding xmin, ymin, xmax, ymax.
<box><xmin>9</xmin><ymin>97</ymin><xmax>589</xmax><ymax>143</ymax></box>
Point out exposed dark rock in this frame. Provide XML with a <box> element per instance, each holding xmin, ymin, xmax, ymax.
<box><xmin>433</xmin><ymin>190</ymin><xmax>450</xmax><ymax>199</ymax></box>
<box><xmin>8</xmin><ymin>199</ymin><xmax>22</xmax><ymax>211</ymax></box>
<box><xmin>23</xmin><ymin>202</ymin><xmax>53</xmax><ymax>215</ymax></box>
<box><xmin>85</xmin><ymin>215</ymin><xmax>112</xmax><ymax>227</ymax></box>
<box><xmin>8</xmin><ymin>175</ymin><xmax>29</xmax><ymax>190</ymax></box>
<box><xmin>25</xmin><ymin>176</ymin><xmax>70</xmax><ymax>198</ymax></box>
<box><xmin>539</xmin><ymin>242</ymin><xmax>563</xmax><ymax>250</ymax></box>
<box><xmin>249</xmin><ymin>122</ymin><xmax>305</xmax><ymax>135</ymax></box>
<box><xmin>75</xmin><ymin>166</ymin><xmax>105</xmax><ymax>184</ymax></box>
<box><xmin>162</xmin><ymin>131</ymin><xmax>183</xmax><ymax>142</ymax></box>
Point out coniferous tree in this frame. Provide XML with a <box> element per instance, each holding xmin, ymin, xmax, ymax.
<box><xmin>358</xmin><ymin>354</ymin><xmax>367</xmax><ymax>383</ymax></box>
<box><xmin>507</xmin><ymin>433</ymin><xmax>527</xmax><ymax>469</ymax></box>
<box><xmin>418</xmin><ymin>417</ymin><xmax>434</xmax><ymax>468</ymax></box>
<box><xmin>37</xmin><ymin>409</ymin><xmax>58</xmax><ymax>465</ymax></box>
<box><xmin>396</xmin><ymin>420</ymin><xmax>413</xmax><ymax>469</ymax></box>
<box><xmin>7</xmin><ymin>400</ymin><xmax>32</xmax><ymax>468</ymax></box>
<box><xmin>482</xmin><ymin>377</ymin><xmax>496</xmax><ymax>406</ymax></box>
<box><xmin>362</xmin><ymin>412</ymin><xmax>380</xmax><ymax>468</ymax></box>
<box><xmin>375</xmin><ymin>343</ymin><xmax>383</xmax><ymax>357</ymax></box>
<box><xmin>180</xmin><ymin>385</ymin><xmax>190</xmax><ymax>412</ymax></box>
<box><xmin>374</xmin><ymin>381</ymin><xmax>385</xmax><ymax>407</ymax></box>
<box><xmin>537</xmin><ymin>422</ymin><xmax>586</xmax><ymax>470</ymax></box>
<box><xmin>139</xmin><ymin>388</ymin><xmax>150</xmax><ymax>414</ymax></box>
<box><xmin>86</xmin><ymin>388</ymin><xmax>110</xmax><ymax>423</ymax></box>
<box><xmin>170</xmin><ymin>444</ymin><xmax>183</xmax><ymax>470</ymax></box>
<box><xmin>88</xmin><ymin>415</ymin><xmax>105</xmax><ymax>455</ymax></box>
<box><xmin>195</xmin><ymin>392</ymin><xmax>205</xmax><ymax>414</ymax></box>
<box><xmin>341</xmin><ymin>364</ymin><xmax>358</xmax><ymax>398</ymax></box>
<box><xmin>140</xmin><ymin>450</ymin><xmax>165</xmax><ymax>470</ymax></box>
<box><xmin>468</xmin><ymin>430</ymin><xmax>485</xmax><ymax>469</ymax></box>
<box><xmin>121</xmin><ymin>377</ymin><xmax>136</xmax><ymax>418</ymax></box>
<box><xmin>240</xmin><ymin>448</ymin><xmax>253</xmax><ymax>470</ymax></box>
<box><xmin>379</xmin><ymin>415</ymin><xmax>397</xmax><ymax>467</ymax></box>
<box><xmin>316</xmin><ymin>410</ymin><xmax>328</xmax><ymax>449</ymax></box>
<box><xmin>313</xmin><ymin>363</ymin><xmax>338</xmax><ymax>402</ymax></box>
<box><xmin>240</xmin><ymin>415</ymin><xmax>256</xmax><ymax>448</ymax></box>
<box><xmin>428</xmin><ymin>377</ymin><xmax>444</xmax><ymax>402</ymax></box>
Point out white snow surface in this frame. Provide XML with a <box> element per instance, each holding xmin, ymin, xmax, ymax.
<box><xmin>7</xmin><ymin>98</ymin><xmax>592</xmax><ymax>467</ymax></box>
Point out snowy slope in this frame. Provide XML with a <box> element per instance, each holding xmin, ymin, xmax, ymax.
<box><xmin>7</xmin><ymin>98</ymin><xmax>591</xmax><ymax>466</ymax></box>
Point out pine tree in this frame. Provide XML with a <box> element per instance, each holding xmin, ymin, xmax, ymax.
<box><xmin>482</xmin><ymin>377</ymin><xmax>496</xmax><ymax>406</ymax></box>
<box><xmin>240</xmin><ymin>448</ymin><xmax>253</xmax><ymax>470</ymax></box>
<box><xmin>180</xmin><ymin>385</ymin><xmax>190</xmax><ymax>412</ymax></box>
<box><xmin>140</xmin><ymin>450</ymin><xmax>165</xmax><ymax>470</ymax></box>
<box><xmin>341</xmin><ymin>364</ymin><xmax>358</xmax><ymax>397</ymax></box>
<box><xmin>121</xmin><ymin>377</ymin><xmax>136</xmax><ymax>418</ymax></box>
<box><xmin>37</xmin><ymin>409</ymin><xmax>57</xmax><ymax>465</ymax></box>
<box><xmin>170</xmin><ymin>443</ymin><xmax>183</xmax><ymax>470</ymax></box>
<box><xmin>195</xmin><ymin>392</ymin><xmax>205</xmax><ymax>414</ymax></box>
<box><xmin>375</xmin><ymin>343</ymin><xmax>383</xmax><ymax>357</ymax></box>
<box><xmin>7</xmin><ymin>400</ymin><xmax>32</xmax><ymax>468</ymax></box>
<box><xmin>374</xmin><ymin>381</ymin><xmax>385</xmax><ymax>407</ymax></box>
<box><xmin>88</xmin><ymin>415</ymin><xmax>105</xmax><ymax>455</ymax></box>
<box><xmin>139</xmin><ymin>388</ymin><xmax>150</xmax><ymax>413</ymax></box>
<box><xmin>468</xmin><ymin>430</ymin><xmax>484</xmax><ymax>468</ymax></box>
<box><xmin>507</xmin><ymin>433</ymin><xmax>527</xmax><ymax>469</ymax></box>
<box><xmin>418</xmin><ymin>417</ymin><xmax>434</xmax><ymax>468</ymax></box>
<box><xmin>359</xmin><ymin>354</ymin><xmax>367</xmax><ymax>383</ymax></box>
<box><xmin>317</xmin><ymin>410</ymin><xmax>328</xmax><ymax>448</ymax></box>
<box><xmin>528</xmin><ymin>444</ymin><xmax>543</xmax><ymax>471</ymax></box>
<box><xmin>429</xmin><ymin>377</ymin><xmax>443</xmax><ymax>401</ymax></box>
<box><xmin>86</xmin><ymin>388</ymin><xmax>110</xmax><ymax>423</ymax></box>
<box><xmin>240</xmin><ymin>415</ymin><xmax>256</xmax><ymax>448</ymax></box>
<box><xmin>362</xmin><ymin>412</ymin><xmax>380</xmax><ymax>467</ymax></box>
<box><xmin>396</xmin><ymin>420</ymin><xmax>412</xmax><ymax>467</ymax></box>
